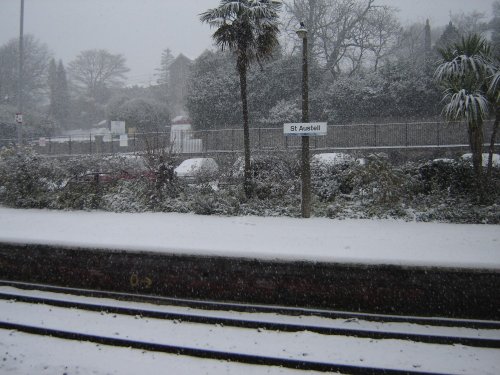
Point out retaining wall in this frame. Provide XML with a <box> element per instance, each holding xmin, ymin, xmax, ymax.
<box><xmin>1</xmin><ymin>242</ymin><xmax>499</xmax><ymax>320</ymax></box>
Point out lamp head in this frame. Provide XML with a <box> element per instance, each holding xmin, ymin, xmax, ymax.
<box><xmin>296</xmin><ymin>22</ymin><xmax>307</xmax><ymax>39</ymax></box>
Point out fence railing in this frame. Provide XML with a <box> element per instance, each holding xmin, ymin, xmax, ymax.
<box><xmin>2</xmin><ymin>120</ymin><xmax>497</xmax><ymax>156</ymax></box>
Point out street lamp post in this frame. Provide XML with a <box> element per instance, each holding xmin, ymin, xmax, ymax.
<box><xmin>17</xmin><ymin>0</ymin><xmax>25</xmax><ymax>147</ymax></box>
<box><xmin>296</xmin><ymin>23</ymin><xmax>311</xmax><ymax>218</ymax></box>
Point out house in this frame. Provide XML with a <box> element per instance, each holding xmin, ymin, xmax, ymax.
<box><xmin>169</xmin><ymin>54</ymin><xmax>192</xmax><ymax>116</ymax></box>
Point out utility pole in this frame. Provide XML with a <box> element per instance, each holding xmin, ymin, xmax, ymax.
<box><xmin>17</xmin><ymin>0</ymin><xmax>25</xmax><ymax>147</ymax></box>
<box><xmin>297</xmin><ymin>23</ymin><xmax>311</xmax><ymax>218</ymax></box>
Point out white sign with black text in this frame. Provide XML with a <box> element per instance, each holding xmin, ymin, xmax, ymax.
<box><xmin>284</xmin><ymin>122</ymin><xmax>327</xmax><ymax>136</ymax></box>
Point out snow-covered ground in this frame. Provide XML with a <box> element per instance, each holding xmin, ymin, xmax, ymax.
<box><xmin>1</xmin><ymin>286</ymin><xmax>499</xmax><ymax>375</ymax></box>
<box><xmin>0</xmin><ymin>207</ymin><xmax>499</xmax><ymax>269</ymax></box>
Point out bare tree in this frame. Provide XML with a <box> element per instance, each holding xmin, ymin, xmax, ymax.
<box><xmin>282</xmin><ymin>0</ymin><xmax>329</xmax><ymax>60</ymax></box>
<box><xmin>365</xmin><ymin>5</ymin><xmax>400</xmax><ymax>71</ymax></box>
<box><xmin>283</xmin><ymin>0</ymin><xmax>399</xmax><ymax>76</ymax></box>
<box><xmin>451</xmin><ymin>11</ymin><xmax>489</xmax><ymax>36</ymax></box>
<box><xmin>68</xmin><ymin>49</ymin><xmax>129</xmax><ymax>102</ymax></box>
<box><xmin>0</xmin><ymin>35</ymin><xmax>52</xmax><ymax>109</ymax></box>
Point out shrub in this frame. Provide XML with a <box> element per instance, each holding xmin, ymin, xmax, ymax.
<box><xmin>55</xmin><ymin>155</ymin><xmax>130</xmax><ymax>210</ymax></box>
<box><xmin>250</xmin><ymin>152</ymin><xmax>300</xmax><ymax>200</ymax></box>
<box><xmin>0</xmin><ymin>148</ymin><xmax>498</xmax><ymax>223</ymax></box>
<box><xmin>311</xmin><ymin>157</ymin><xmax>355</xmax><ymax>202</ymax></box>
<box><xmin>142</xmin><ymin>147</ymin><xmax>183</xmax><ymax>204</ymax></box>
<box><xmin>190</xmin><ymin>189</ymin><xmax>240</xmax><ymax>216</ymax></box>
<box><xmin>101</xmin><ymin>180</ymin><xmax>148</xmax><ymax>212</ymax></box>
<box><xmin>0</xmin><ymin>147</ymin><xmax>64</xmax><ymax>208</ymax></box>
<box><xmin>347</xmin><ymin>153</ymin><xmax>409</xmax><ymax>206</ymax></box>
<box><xmin>415</xmin><ymin>159</ymin><xmax>476</xmax><ymax>196</ymax></box>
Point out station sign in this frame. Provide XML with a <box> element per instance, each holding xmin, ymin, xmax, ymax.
<box><xmin>284</xmin><ymin>122</ymin><xmax>327</xmax><ymax>136</ymax></box>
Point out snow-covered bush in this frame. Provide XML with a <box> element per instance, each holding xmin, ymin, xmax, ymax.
<box><xmin>0</xmin><ymin>147</ymin><xmax>64</xmax><ymax>208</ymax></box>
<box><xmin>311</xmin><ymin>153</ymin><xmax>356</xmax><ymax>202</ymax></box>
<box><xmin>261</xmin><ymin>99</ymin><xmax>301</xmax><ymax>127</ymax></box>
<box><xmin>250</xmin><ymin>152</ymin><xmax>300</xmax><ymax>200</ymax></box>
<box><xmin>57</xmin><ymin>179</ymin><xmax>103</xmax><ymax>210</ymax></box>
<box><xmin>414</xmin><ymin>159</ymin><xmax>476</xmax><ymax>197</ymax></box>
<box><xmin>141</xmin><ymin>147</ymin><xmax>183</xmax><ymax>206</ymax></box>
<box><xmin>0</xmin><ymin>148</ymin><xmax>497</xmax><ymax>223</ymax></box>
<box><xmin>55</xmin><ymin>156</ymin><xmax>116</xmax><ymax>210</ymax></box>
<box><xmin>230</xmin><ymin>153</ymin><xmax>299</xmax><ymax>200</ymax></box>
<box><xmin>347</xmin><ymin>153</ymin><xmax>409</xmax><ymax>206</ymax></box>
<box><xmin>189</xmin><ymin>188</ymin><xmax>240</xmax><ymax>216</ymax></box>
<box><xmin>101</xmin><ymin>180</ymin><xmax>148</xmax><ymax>213</ymax></box>
<box><xmin>239</xmin><ymin>194</ymin><xmax>301</xmax><ymax>217</ymax></box>
<box><xmin>414</xmin><ymin>201</ymin><xmax>500</xmax><ymax>224</ymax></box>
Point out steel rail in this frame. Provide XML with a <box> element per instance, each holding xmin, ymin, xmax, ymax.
<box><xmin>0</xmin><ymin>320</ymin><xmax>444</xmax><ymax>375</ymax></box>
<box><xmin>1</xmin><ymin>290</ymin><xmax>499</xmax><ymax>349</ymax></box>
<box><xmin>1</xmin><ymin>279</ymin><xmax>498</xmax><ymax>330</ymax></box>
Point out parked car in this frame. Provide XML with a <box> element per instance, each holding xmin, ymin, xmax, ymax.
<box><xmin>174</xmin><ymin>158</ymin><xmax>219</xmax><ymax>183</ymax></box>
<box><xmin>312</xmin><ymin>153</ymin><xmax>354</xmax><ymax>166</ymax></box>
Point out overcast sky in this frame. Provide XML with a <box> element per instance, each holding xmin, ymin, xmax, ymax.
<box><xmin>0</xmin><ymin>0</ymin><xmax>495</xmax><ymax>86</ymax></box>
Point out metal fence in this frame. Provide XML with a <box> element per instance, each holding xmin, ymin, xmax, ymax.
<box><xmin>5</xmin><ymin>120</ymin><xmax>497</xmax><ymax>156</ymax></box>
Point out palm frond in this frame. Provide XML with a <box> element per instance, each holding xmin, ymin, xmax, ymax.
<box><xmin>488</xmin><ymin>70</ymin><xmax>500</xmax><ymax>103</ymax></box>
<box><xmin>435</xmin><ymin>34</ymin><xmax>494</xmax><ymax>82</ymax></box>
<box><xmin>201</xmin><ymin>1</ymin><xmax>281</xmax><ymax>24</ymax></box>
<box><xmin>442</xmin><ymin>88</ymin><xmax>490</xmax><ymax>124</ymax></box>
<box><xmin>435</xmin><ymin>54</ymin><xmax>493</xmax><ymax>82</ymax></box>
<box><xmin>200</xmin><ymin>0</ymin><xmax>281</xmax><ymax>66</ymax></box>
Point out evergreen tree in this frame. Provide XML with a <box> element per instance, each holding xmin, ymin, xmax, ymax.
<box><xmin>48</xmin><ymin>59</ymin><xmax>57</xmax><ymax>104</ymax></box>
<box><xmin>157</xmin><ymin>48</ymin><xmax>174</xmax><ymax>86</ymax></box>
<box><xmin>435</xmin><ymin>21</ymin><xmax>461</xmax><ymax>51</ymax></box>
<box><xmin>424</xmin><ymin>19</ymin><xmax>432</xmax><ymax>54</ymax></box>
<box><xmin>56</xmin><ymin>60</ymin><xmax>70</xmax><ymax>126</ymax></box>
<box><xmin>48</xmin><ymin>59</ymin><xmax>69</xmax><ymax>130</ymax></box>
<box><xmin>156</xmin><ymin>48</ymin><xmax>175</xmax><ymax>104</ymax></box>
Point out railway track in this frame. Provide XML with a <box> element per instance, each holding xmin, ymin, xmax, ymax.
<box><xmin>2</xmin><ymin>279</ymin><xmax>498</xmax><ymax>329</ymax></box>
<box><xmin>0</xmin><ymin>321</ymin><xmax>433</xmax><ymax>375</ymax></box>
<box><xmin>1</xmin><ymin>280</ymin><xmax>500</xmax><ymax>374</ymax></box>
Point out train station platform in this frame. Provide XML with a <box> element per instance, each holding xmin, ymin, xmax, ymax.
<box><xmin>0</xmin><ymin>208</ymin><xmax>499</xmax><ymax>320</ymax></box>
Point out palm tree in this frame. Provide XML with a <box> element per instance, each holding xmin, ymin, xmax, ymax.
<box><xmin>487</xmin><ymin>68</ymin><xmax>499</xmax><ymax>178</ymax></box>
<box><xmin>201</xmin><ymin>0</ymin><xmax>281</xmax><ymax>198</ymax></box>
<box><xmin>435</xmin><ymin>34</ymin><xmax>495</xmax><ymax>195</ymax></box>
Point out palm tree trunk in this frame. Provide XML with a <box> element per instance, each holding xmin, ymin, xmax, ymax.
<box><xmin>487</xmin><ymin>105</ymin><xmax>499</xmax><ymax>179</ymax></box>
<box><xmin>238</xmin><ymin>59</ymin><xmax>252</xmax><ymax>198</ymax></box>
<box><xmin>468</xmin><ymin>119</ymin><xmax>484</xmax><ymax>201</ymax></box>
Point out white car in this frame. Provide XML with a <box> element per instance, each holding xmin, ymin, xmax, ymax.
<box><xmin>312</xmin><ymin>153</ymin><xmax>354</xmax><ymax>166</ymax></box>
<box><xmin>174</xmin><ymin>158</ymin><xmax>219</xmax><ymax>183</ymax></box>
